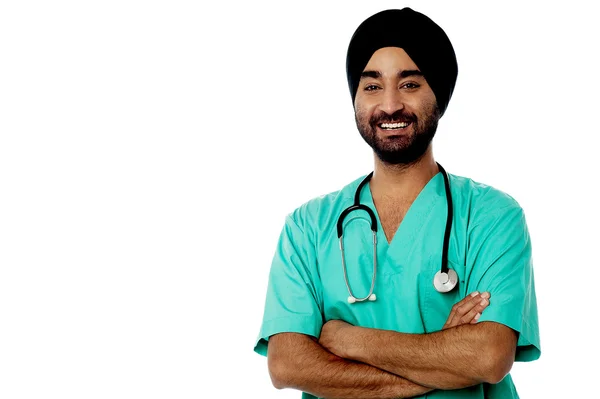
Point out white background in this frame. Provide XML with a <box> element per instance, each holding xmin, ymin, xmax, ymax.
<box><xmin>1</xmin><ymin>0</ymin><xmax>598</xmax><ymax>398</ymax></box>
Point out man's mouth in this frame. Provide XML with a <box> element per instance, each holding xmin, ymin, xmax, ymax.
<box><xmin>377</xmin><ymin>121</ymin><xmax>412</xmax><ymax>130</ymax></box>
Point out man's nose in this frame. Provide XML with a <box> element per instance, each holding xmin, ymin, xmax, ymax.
<box><xmin>379</xmin><ymin>89</ymin><xmax>405</xmax><ymax>115</ymax></box>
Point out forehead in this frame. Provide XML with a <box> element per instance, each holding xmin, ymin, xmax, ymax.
<box><xmin>363</xmin><ymin>47</ymin><xmax>419</xmax><ymax>74</ymax></box>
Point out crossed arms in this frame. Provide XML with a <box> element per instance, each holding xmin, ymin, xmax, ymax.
<box><xmin>267</xmin><ymin>292</ymin><xmax>518</xmax><ymax>399</ymax></box>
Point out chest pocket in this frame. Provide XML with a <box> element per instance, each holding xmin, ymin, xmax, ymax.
<box><xmin>421</xmin><ymin>258</ymin><xmax>468</xmax><ymax>333</ymax></box>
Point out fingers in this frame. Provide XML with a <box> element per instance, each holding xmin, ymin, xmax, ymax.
<box><xmin>448</xmin><ymin>291</ymin><xmax>481</xmax><ymax>324</ymax></box>
<box><xmin>463</xmin><ymin>292</ymin><xmax>490</xmax><ymax>324</ymax></box>
<box><xmin>443</xmin><ymin>291</ymin><xmax>491</xmax><ymax>329</ymax></box>
<box><xmin>446</xmin><ymin>291</ymin><xmax>481</xmax><ymax>325</ymax></box>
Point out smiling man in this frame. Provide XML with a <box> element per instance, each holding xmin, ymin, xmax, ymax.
<box><xmin>254</xmin><ymin>8</ymin><xmax>541</xmax><ymax>399</ymax></box>
<box><xmin>355</xmin><ymin>53</ymin><xmax>439</xmax><ymax>171</ymax></box>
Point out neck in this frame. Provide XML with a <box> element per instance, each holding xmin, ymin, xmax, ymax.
<box><xmin>369</xmin><ymin>147</ymin><xmax>439</xmax><ymax>201</ymax></box>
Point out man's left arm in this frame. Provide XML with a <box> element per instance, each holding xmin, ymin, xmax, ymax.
<box><xmin>320</xmin><ymin>319</ymin><xmax>517</xmax><ymax>390</ymax></box>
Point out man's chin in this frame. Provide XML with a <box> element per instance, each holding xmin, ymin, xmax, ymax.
<box><xmin>373</xmin><ymin>138</ymin><xmax>412</xmax><ymax>153</ymax></box>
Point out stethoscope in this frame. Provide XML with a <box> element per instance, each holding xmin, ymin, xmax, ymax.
<box><xmin>336</xmin><ymin>162</ymin><xmax>457</xmax><ymax>304</ymax></box>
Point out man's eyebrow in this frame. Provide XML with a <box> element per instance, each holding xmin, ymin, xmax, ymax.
<box><xmin>359</xmin><ymin>69</ymin><xmax>424</xmax><ymax>79</ymax></box>
<box><xmin>399</xmin><ymin>69</ymin><xmax>423</xmax><ymax>79</ymax></box>
<box><xmin>360</xmin><ymin>70</ymin><xmax>381</xmax><ymax>79</ymax></box>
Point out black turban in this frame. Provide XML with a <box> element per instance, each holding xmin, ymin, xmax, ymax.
<box><xmin>346</xmin><ymin>8</ymin><xmax>458</xmax><ymax>117</ymax></box>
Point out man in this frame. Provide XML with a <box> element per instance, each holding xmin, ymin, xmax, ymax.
<box><xmin>254</xmin><ymin>7</ymin><xmax>540</xmax><ymax>399</ymax></box>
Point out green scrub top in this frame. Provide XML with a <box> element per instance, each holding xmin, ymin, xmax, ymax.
<box><xmin>254</xmin><ymin>172</ymin><xmax>541</xmax><ymax>398</ymax></box>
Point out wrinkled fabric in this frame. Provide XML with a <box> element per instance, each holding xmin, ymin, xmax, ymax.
<box><xmin>255</xmin><ymin>172</ymin><xmax>540</xmax><ymax>398</ymax></box>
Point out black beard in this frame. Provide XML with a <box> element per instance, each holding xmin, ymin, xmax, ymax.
<box><xmin>355</xmin><ymin>106</ymin><xmax>440</xmax><ymax>165</ymax></box>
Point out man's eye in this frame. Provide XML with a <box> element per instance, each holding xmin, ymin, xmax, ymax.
<box><xmin>364</xmin><ymin>85</ymin><xmax>380</xmax><ymax>91</ymax></box>
<box><xmin>402</xmin><ymin>82</ymin><xmax>420</xmax><ymax>89</ymax></box>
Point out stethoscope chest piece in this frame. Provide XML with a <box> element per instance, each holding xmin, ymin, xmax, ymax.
<box><xmin>433</xmin><ymin>269</ymin><xmax>458</xmax><ymax>293</ymax></box>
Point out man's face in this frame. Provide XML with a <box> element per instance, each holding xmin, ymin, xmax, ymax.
<box><xmin>354</xmin><ymin>47</ymin><xmax>440</xmax><ymax>165</ymax></box>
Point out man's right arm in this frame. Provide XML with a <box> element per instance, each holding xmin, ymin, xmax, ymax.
<box><xmin>267</xmin><ymin>332</ymin><xmax>432</xmax><ymax>399</ymax></box>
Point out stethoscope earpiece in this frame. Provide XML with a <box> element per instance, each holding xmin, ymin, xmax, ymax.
<box><xmin>347</xmin><ymin>293</ymin><xmax>376</xmax><ymax>304</ymax></box>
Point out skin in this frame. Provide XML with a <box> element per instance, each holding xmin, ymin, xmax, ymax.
<box><xmin>318</xmin><ymin>318</ymin><xmax>517</xmax><ymax>390</ymax></box>
<box><xmin>269</xmin><ymin>292</ymin><xmax>491</xmax><ymax>398</ymax></box>
<box><xmin>354</xmin><ymin>47</ymin><xmax>440</xmax><ymax>170</ymax></box>
<box><xmin>443</xmin><ymin>291</ymin><xmax>490</xmax><ymax>330</ymax></box>
<box><xmin>316</xmin><ymin>291</ymin><xmax>507</xmax><ymax>390</ymax></box>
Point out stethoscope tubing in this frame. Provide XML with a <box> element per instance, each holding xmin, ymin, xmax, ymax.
<box><xmin>337</xmin><ymin>162</ymin><xmax>456</xmax><ymax>302</ymax></box>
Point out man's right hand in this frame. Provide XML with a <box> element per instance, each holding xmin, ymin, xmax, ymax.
<box><xmin>442</xmin><ymin>291</ymin><xmax>491</xmax><ymax>330</ymax></box>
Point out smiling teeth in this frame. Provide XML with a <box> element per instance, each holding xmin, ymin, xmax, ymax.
<box><xmin>381</xmin><ymin>122</ymin><xmax>409</xmax><ymax>129</ymax></box>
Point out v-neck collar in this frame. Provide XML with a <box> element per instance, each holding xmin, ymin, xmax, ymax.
<box><xmin>359</xmin><ymin>171</ymin><xmax>446</xmax><ymax>262</ymax></box>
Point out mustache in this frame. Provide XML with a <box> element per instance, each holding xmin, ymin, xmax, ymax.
<box><xmin>369</xmin><ymin>110</ymin><xmax>416</xmax><ymax>126</ymax></box>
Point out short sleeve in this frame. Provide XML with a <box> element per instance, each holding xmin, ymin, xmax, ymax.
<box><xmin>253</xmin><ymin>212</ymin><xmax>323</xmax><ymax>357</ymax></box>
<box><xmin>467</xmin><ymin>206</ymin><xmax>541</xmax><ymax>362</ymax></box>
